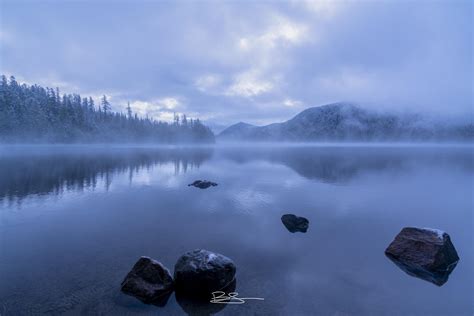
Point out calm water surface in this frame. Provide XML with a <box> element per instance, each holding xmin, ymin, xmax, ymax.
<box><xmin>0</xmin><ymin>145</ymin><xmax>472</xmax><ymax>315</ymax></box>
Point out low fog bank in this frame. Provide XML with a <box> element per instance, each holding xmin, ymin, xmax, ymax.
<box><xmin>0</xmin><ymin>146</ymin><xmax>214</xmax><ymax>202</ymax></box>
<box><xmin>0</xmin><ymin>75</ymin><xmax>215</xmax><ymax>145</ymax></box>
<box><xmin>214</xmin><ymin>141</ymin><xmax>474</xmax><ymax>148</ymax></box>
<box><xmin>2</xmin><ymin>76</ymin><xmax>472</xmax><ymax>145</ymax></box>
<box><xmin>1</xmin><ymin>140</ymin><xmax>472</xmax><ymax>151</ymax></box>
<box><xmin>1</xmin><ymin>144</ymin><xmax>471</xmax><ymax>203</ymax></box>
<box><xmin>217</xmin><ymin>103</ymin><xmax>474</xmax><ymax>143</ymax></box>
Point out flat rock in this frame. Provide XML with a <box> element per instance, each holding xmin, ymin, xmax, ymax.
<box><xmin>281</xmin><ymin>214</ymin><xmax>309</xmax><ymax>233</ymax></box>
<box><xmin>385</xmin><ymin>227</ymin><xmax>460</xmax><ymax>286</ymax></box>
<box><xmin>121</xmin><ymin>256</ymin><xmax>174</xmax><ymax>305</ymax></box>
<box><xmin>174</xmin><ymin>249</ymin><xmax>236</xmax><ymax>295</ymax></box>
<box><xmin>188</xmin><ymin>180</ymin><xmax>218</xmax><ymax>189</ymax></box>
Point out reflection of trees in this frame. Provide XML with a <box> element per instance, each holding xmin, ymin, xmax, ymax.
<box><xmin>0</xmin><ymin>147</ymin><xmax>213</xmax><ymax>202</ymax></box>
<box><xmin>275</xmin><ymin>148</ymin><xmax>406</xmax><ymax>183</ymax></box>
<box><xmin>1</xmin><ymin>145</ymin><xmax>471</xmax><ymax>202</ymax></box>
<box><xmin>219</xmin><ymin>146</ymin><xmax>474</xmax><ymax>183</ymax></box>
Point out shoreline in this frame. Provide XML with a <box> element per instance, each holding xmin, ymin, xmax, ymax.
<box><xmin>0</xmin><ymin>141</ymin><xmax>473</xmax><ymax>149</ymax></box>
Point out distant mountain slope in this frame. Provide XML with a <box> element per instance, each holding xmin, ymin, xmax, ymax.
<box><xmin>218</xmin><ymin>103</ymin><xmax>473</xmax><ymax>142</ymax></box>
<box><xmin>218</xmin><ymin>122</ymin><xmax>256</xmax><ymax>140</ymax></box>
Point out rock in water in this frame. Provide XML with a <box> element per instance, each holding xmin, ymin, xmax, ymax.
<box><xmin>385</xmin><ymin>227</ymin><xmax>460</xmax><ymax>286</ymax></box>
<box><xmin>188</xmin><ymin>180</ymin><xmax>218</xmax><ymax>189</ymax></box>
<box><xmin>174</xmin><ymin>249</ymin><xmax>236</xmax><ymax>295</ymax></box>
<box><xmin>281</xmin><ymin>214</ymin><xmax>309</xmax><ymax>233</ymax></box>
<box><xmin>121</xmin><ymin>256</ymin><xmax>174</xmax><ymax>305</ymax></box>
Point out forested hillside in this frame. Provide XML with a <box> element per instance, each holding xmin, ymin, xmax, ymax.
<box><xmin>0</xmin><ymin>75</ymin><xmax>214</xmax><ymax>143</ymax></box>
<box><xmin>219</xmin><ymin>103</ymin><xmax>474</xmax><ymax>142</ymax></box>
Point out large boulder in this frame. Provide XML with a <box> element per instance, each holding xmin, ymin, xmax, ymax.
<box><xmin>385</xmin><ymin>227</ymin><xmax>460</xmax><ymax>286</ymax></box>
<box><xmin>121</xmin><ymin>256</ymin><xmax>174</xmax><ymax>305</ymax></box>
<box><xmin>174</xmin><ymin>249</ymin><xmax>236</xmax><ymax>296</ymax></box>
<box><xmin>281</xmin><ymin>214</ymin><xmax>309</xmax><ymax>233</ymax></box>
<box><xmin>188</xmin><ymin>180</ymin><xmax>218</xmax><ymax>189</ymax></box>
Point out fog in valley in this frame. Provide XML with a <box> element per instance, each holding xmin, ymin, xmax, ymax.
<box><xmin>0</xmin><ymin>0</ymin><xmax>472</xmax><ymax>315</ymax></box>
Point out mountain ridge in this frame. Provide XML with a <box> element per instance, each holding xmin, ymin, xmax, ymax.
<box><xmin>218</xmin><ymin>103</ymin><xmax>473</xmax><ymax>142</ymax></box>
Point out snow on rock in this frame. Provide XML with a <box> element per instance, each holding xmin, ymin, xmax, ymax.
<box><xmin>421</xmin><ymin>227</ymin><xmax>446</xmax><ymax>239</ymax></box>
<box><xmin>385</xmin><ymin>227</ymin><xmax>459</xmax><ymax>286</ymax></box>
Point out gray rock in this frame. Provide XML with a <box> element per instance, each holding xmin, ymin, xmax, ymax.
<box><xmin>281</xmin><ymin>214</ymin><xmax>309</xmax><ymax>233</ymax></box>
<box><xmin>174</xmin><ymin>249</ymin><xmax>236</xmax><ymax>295</ymax></box>
<box><xmin>188</xmin><ymin>180</ymin><xmax>218</xmax><ymax>189</ymax></box>
<box><xmin>121</xmin><ymin>256</ymin><xmax>174</xmax><ymax>305</ymax></box>
<box><xmin>385</xmin><ymin>227</ymin><xmax>460</xmax><ymax>286</ymax></box>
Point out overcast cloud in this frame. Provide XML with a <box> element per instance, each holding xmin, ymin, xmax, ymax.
<box><xmin>1</xmin><ymin>0</ymin><xmax>472</xmax><ymax>131</ymax></box>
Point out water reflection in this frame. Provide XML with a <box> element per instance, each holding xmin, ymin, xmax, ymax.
<box><xmin>218</xmin><ymin>146</ymin><xmax>473</xmax><ymax>183</ymax></box>
<box><xmin>0</xmin><ymin>146</ymin><xmax>213</xmax><ymax>203</ymax></box>
<box><xmin>1</xmin><ymin>146</ymin><xmax>471</xmax><ymax>204</ymax></box>
<box><xmin>0</xmin><ymin>145</ymin><xmax>472</xmax><ymax>315</ymax></box>
<box><xmin>386</xmin><ymin>254</ymin><xmax>458</xmax><ymax>286</ymax></box>
<box><xmin>175</xmin><ymin>279</ymin><xmax>236</xmax><ymax>316</ymax></box>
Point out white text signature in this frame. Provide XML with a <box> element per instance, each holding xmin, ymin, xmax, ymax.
<box><xmin>210</xmin><ymin>291</ymin><xmax>264</xmax><ymax>304</ymax></box>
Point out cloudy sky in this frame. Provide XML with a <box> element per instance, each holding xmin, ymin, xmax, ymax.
<box><xmin>1</xmin><ymin>0</ymin><xmax>472</xmax><ymax>131</ymax></box>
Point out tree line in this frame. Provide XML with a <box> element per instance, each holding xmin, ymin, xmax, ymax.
<box><xmin>0</xmin><ymin>75</ymin><xmax>215</xmax><ymax>143</ymax></box>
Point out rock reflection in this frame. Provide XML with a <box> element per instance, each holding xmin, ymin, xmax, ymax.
<box><xmin>114</xmin><ymin>290</ymin><xmax>172</xmax><ymax>308</ymax></box>
<box><xmin>0</xmin><ymin>146</ymin><xmax>213</xmax><ymax>202</ymax></box>
<box><xmin>175</xmin><ymin>279</ymin><xmax>236</xmax><ymax>316</ymax></box>
<box><xmin>386</xmin><ymin>255</ymin><xmax>458</xmax><ymax>286</ymax></box>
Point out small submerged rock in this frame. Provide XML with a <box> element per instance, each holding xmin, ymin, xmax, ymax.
<box><xmin>385</xmin><ymin>227</ymin><xmax>460</xmax><ymax>286</ymax></box>
<box><xmin>174</xmin><ymin>249</ymin><xmax>236</xmax><ymax>296</ymax></box>
<box><xmin>121</xmin><ymin>256</ymin><xmax>174</xmax><ymax>305</ymax></box>
<box><xmin>188</xmin><ymin>180</ymin><xmax>218</xmax><ymax>189</ymax></box>
<box><xmin>281</xmin><ymin>214</ymin><xmax>309</xmax><ymax>233</ymax></box>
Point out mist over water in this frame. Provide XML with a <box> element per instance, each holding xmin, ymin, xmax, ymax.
<box><xmin>0</xmin><ymin>145</ymin><xmax>213</xmax><ymax>203</ymax></box>
<box><xmin>0</xmin><ymin>144</ymin><xmax>472</xmax><ymax>315</ymax></box>
<box><xmin>1</xmin><ymin>0</ymin><xmax>472</xmax><ymax>313</ymax></box>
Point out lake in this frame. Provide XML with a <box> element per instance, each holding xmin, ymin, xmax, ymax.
<box><xmin>0</xmin><ymin>145</ymin><xmax>472</xmax><ymax>315</ymax></box>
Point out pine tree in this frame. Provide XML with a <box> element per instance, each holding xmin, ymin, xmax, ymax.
<box><xmin>126</xmin><ymin>101</ymin><xmax>132</xmax><ymax>118</ymax></box>
<box><xmin>173</xmin><ymin>112</ymin><xmax>180</xmax><ymax>125</ymax></box>
<box><xmin>101</xmin><ymin>95</ymin><xmax>111</xmax><ymax>114</ymax></box>
<box><xmin>88</xmin><ymin>97</ymin><xmax>95</xmax><ymax>112</ymax></box>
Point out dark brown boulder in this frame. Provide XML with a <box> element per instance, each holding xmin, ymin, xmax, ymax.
<box><xmin>121</xmin><ymin>256</ymin><xmax>174</xmax><ymax>305</ymax></box>
<box><xmin>174</xmin><ymin>249</ymin><xmax>236</xmax><ymax>296</ymax></box>
<box><xmin>281</xmin><ymin>214</ymin><xmax>309</xmax><ymax>233</ymax></box>
<box><xmin>385</xmin><ymin>227</ymin><xmax>459</xmax><ymax>286</ymax></box>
